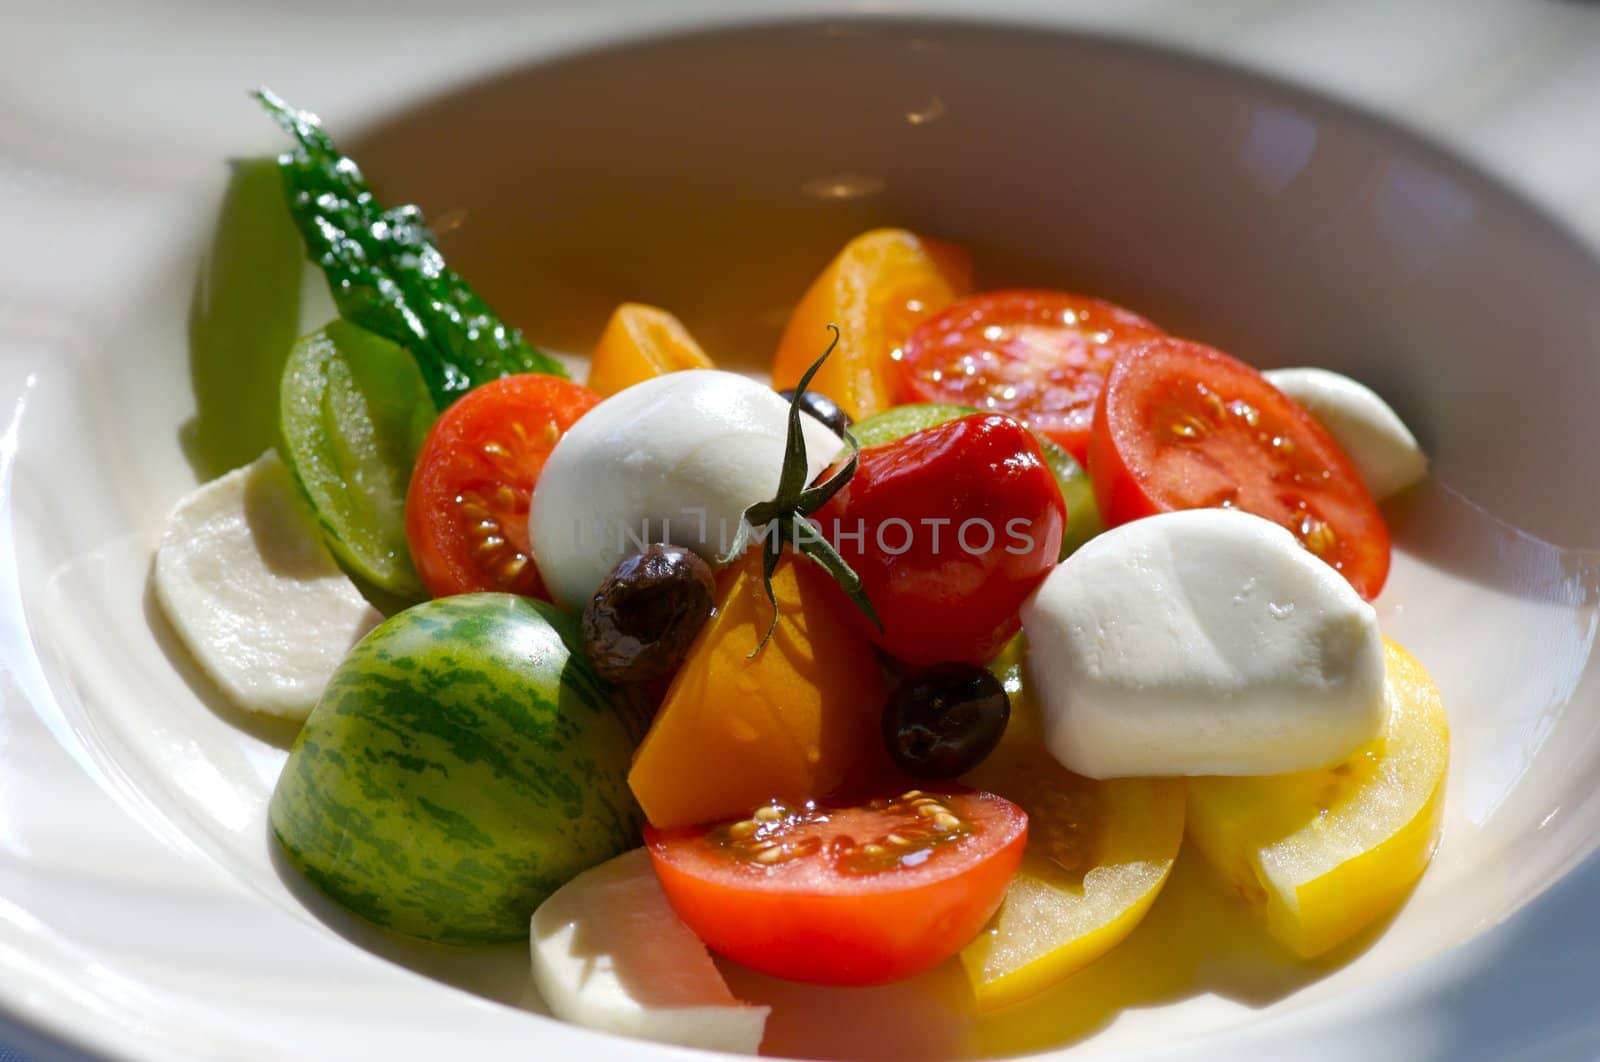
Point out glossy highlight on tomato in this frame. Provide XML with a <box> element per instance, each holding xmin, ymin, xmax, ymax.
<box><xmin>896</xmin><ymin>290</ymin><xmax>1164</xmax><ymax>462</ymax></box>
<box><xmin>1088</xmin><ymin>338</ymin><xmax>1390</xmax><ymax>599</ymax></box>
<box><xmin>406</xmin><ymin>374</ymin><xmax>601</xmax><ymax>599</ymax></box>
<box><xmin>645</xmin><ymin>788</ymin><xmax>1028</xmax><ymax>986</ymax></box>
<box><xmin>813</xmin><ymin>413</ymin><xmax>1065</xmax><ymax>666</ymax></box>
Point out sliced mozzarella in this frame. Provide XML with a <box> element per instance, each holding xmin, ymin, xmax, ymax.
<box><xmin>154</xmin><ymin>451</ymin><xmax>382</xmax><ymax>720</ymax></box>
<box><xmin>531</xmin><ymin>848</ymin><xmax>768</xmax><ymax>1054</ymax></box>
<box><xmin>529</xmin><ymin>370</ymin><xmax>842</xmax><ymax>609</ymax></box>
<box><xmin>1020</xmin><ymin>509</ymin><xmax>1385</xmax><ymax>778</ymax></box>
<box><xmin>1264</xmin><ymin>367</ymin><xmax>1427</xmax><ymax>500</ymax></box>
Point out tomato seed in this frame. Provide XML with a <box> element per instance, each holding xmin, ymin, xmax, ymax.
<box><xmin>1300</xmin><ymin>517</ymin><xmax>1337</xmax><ymax>557</ymax></box>
<box><xmin>1168</xmin><ymin>414</ymin><xmax>1207</xmax><ymax>441</ymax></box>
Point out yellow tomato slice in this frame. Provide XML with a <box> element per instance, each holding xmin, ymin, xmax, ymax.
<box><xmin>1186</xmin><ymin>638</ymin><xmax>1449</xmax><ymax>958</ymax></box>
<box><xmin>627</xmin><ymin>553</ymin><xmax>888</xmax><ymax>830</ymax></box>
<box><xmin>587</xmin><ymin>303</ymin><xmax>714</xmax><ymax>397</ymax></box>
<box><xmin>771</xmin><ymin>229</ymin><xmax>972</xmax><ymax>421</ymax></box>
<box><xmin>958</xmin><ymin>641</ymin><xmax>1185</xmax><ymax>1012</ymax></box>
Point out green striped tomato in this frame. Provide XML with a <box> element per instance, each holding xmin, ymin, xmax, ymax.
<box><xmin>269</xmin><ymin>593</ymin><xmax>649</xmax><ymax>944</ymax></box>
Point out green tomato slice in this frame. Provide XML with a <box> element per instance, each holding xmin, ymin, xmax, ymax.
<box><xmin>849</xmin><ymin>403</ymin><xmax>974</xmax><ymax>449</ymax></box>
<box><xmin>280</xmin><ymin>321</ymin><xmax>435</xmax><ymax>598</ymax></box>
<box><xmin>1032</xmin><ymin>434</ymin><xmax>1103</xmax><ymax>559</ymax></box>
<box><xmin>850</xmin><ymin>403</ymin><xmax>1103</xmax><ymax>559</ymax></box>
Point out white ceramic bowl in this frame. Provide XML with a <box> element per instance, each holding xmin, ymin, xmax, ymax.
<box><xmin>4</xmin><ymin>10</ymin><xmax>1599</xmax><ymax>1062</ymax></box>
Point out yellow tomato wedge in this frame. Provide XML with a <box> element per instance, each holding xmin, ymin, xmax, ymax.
<box><xmin>627</xmin><ymin>553</ymin><xmax>888</xmax><ymax>830</ymax></box>
<box><xmin>1186</xmin><ymin>638</ymin><xmax>1449</xmax><ymax>959</ymax></box>
<box><xmin>771</xmin><ymin>229</ymin><xmax>972</xmax><ymax>421</ymax></box>
<box><xmin>958</xmin><ymin>642</ymin><xmax>1185</xmax><ymax>1012</ymax></box>
<box><xmin>587</xmin><ymin>302</ymin><xmax>715</xmax><ymax>397</ymax></box>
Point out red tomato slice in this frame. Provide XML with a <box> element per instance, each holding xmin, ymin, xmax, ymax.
<box><xmin>645</xmin><ymin>788</ymin><xmax>1027</xmax><ymax>986</ymax></box>
<box><xmin>1088</xmin><ymin>338</ymin><xmax>1390</xmax><ymax>599</ymax></box>
<box><xmin>406</xmin><ymin>375</ymin><xmax>601</xmax><ymax>599</ymax></box>
<box><xmin>895</xmin><ymin>290</ymin><xmax>1164</xmax><ymax>462</ymax></box>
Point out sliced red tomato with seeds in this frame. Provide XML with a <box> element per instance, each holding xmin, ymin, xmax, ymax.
<box><xmin>1088</xmin><ymin>337</ymin><xmax>1390</xmax><ymax>599</ymax></box>
<box><xmin>645</xmin><ymin>787</ymin><xmax>1028</xmax><ymax>986</ymax></box>
<box><xmin>895</xmin><ymin>290</ymin><xmax>1164</xmax><ymax>462</ymax></box>
<box><xmin>405</xmin><ymin>374</ymin><xmax>601</xmax><ymax>599</ymax></box>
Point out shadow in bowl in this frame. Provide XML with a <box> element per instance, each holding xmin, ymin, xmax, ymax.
<box><xmin>720</xmin><ymin>847</ymin><xmax>1391</xmax><ymax>1061</ymax></box>
<box><xmin>1385</xmin><ymin>481</ymin><xmax>1600</xmax><ymax>606</ymax></box>
<box><xmin>266</xmin><ymin>819</ymin><xmax>548</xmax><ymax>1016</ymax></box>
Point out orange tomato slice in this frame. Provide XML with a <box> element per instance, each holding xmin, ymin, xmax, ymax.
<box><xmin>627</xmin><ymin>552</ymin><xmax>889</xmax><ymax>830</ymax></box>
<box><xmin>771</xmin><ymin>229</ymin><xmax>972</xmax><ymax>421</ymax></box>
<box><xmin>587</xmin><ymin>302</ymin><xmax>714</xmax><ymax>397</ymax></box>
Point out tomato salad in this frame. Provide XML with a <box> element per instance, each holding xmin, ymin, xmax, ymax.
<box><xmin>152</xmin><ymin>93</ymin><xmax>1447</xmax><ymax>1055</ymax></box>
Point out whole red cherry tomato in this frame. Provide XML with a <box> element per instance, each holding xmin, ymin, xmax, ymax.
<box><xmin>812</xmin><ymin>413</ymin><xmax>1065</xmax><ymax>666</ymax></box>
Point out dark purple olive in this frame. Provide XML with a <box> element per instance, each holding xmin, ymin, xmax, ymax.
<box><xmin>582</xmin><ymin>545</ymin><xmax>715</xmax><ymax>685</ymax></box>
<box><xmin>882</xmin><ymin>663</ymin><xmax>1010</xmax><ymax>779</ymax></box>
<box><xmin>777</xmin><ymin>387</ymin><xmax>852</xmax><ymax>436</ymax></box>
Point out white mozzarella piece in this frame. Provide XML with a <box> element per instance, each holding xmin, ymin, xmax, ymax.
<box><xmin>528</xmin><ymin>370</ymin><xmax>842</xmax><ymax>609</ymax></box>
<box><xmin>154</xmin><ymin>451</ymin><xmax>382</xmax><ymax>720</ymax></box>
<box><xmin>530</xmin><ymin>848</ymin><xmax>768</xmax><ymax>1054</ymax></box>
<box><xmin>1020</xmin><ymin>509</ymin><xmax>1386</xmax><ymax>778</ymax></box>
<box><xmin>1264</xmin><ymin>367</ymin><xmax>1427</xmax><ymax>500</ymax></box>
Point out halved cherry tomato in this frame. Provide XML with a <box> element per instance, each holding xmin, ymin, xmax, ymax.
<box><xmin>405</xmin><ymin>375</ymin><xmax>601</xmax><ymax>598</ymax></box>
<box><xmin>1088</xmin><ymin>338</ymin><xmax>1390</xmax><ymax>599</ymax></box>
<box><xmin>586</xmin><ymin>302</ymin><xmax>714</xmax><ymax>397</ymax></box>
<box><xmin>772</xmin><ymin>229</ymin><xmax>973</xmax><ymax>421</ymax></box>
<box><xmin>645</xmin><ymin>787</ymin><xmax>1028</xmax><ymax>986</ymax></box>
<box><xmin>895</xmin><ymin>290</ymin><xmax>1164</xmax><ymax>463</ymax></box>
<box><xmin>812</xmin><ymin>413</ymin><xmax>1065</xmax><ymax>666</ymax></box>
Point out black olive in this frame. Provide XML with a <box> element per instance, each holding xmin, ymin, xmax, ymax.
<box><xmin>777</xmin><ymin>387</ymin><xmax>852</xmax><ymax>436</ymax></box>
<box><xmin>582</xmin><ymin>545</ymin><xmax>715</xmax><ymax>685</ymax></box>
<box><xmin>882</xmin><ymin>663</ymin><xmax>1010</xmax><ymax>779</ymax></box>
